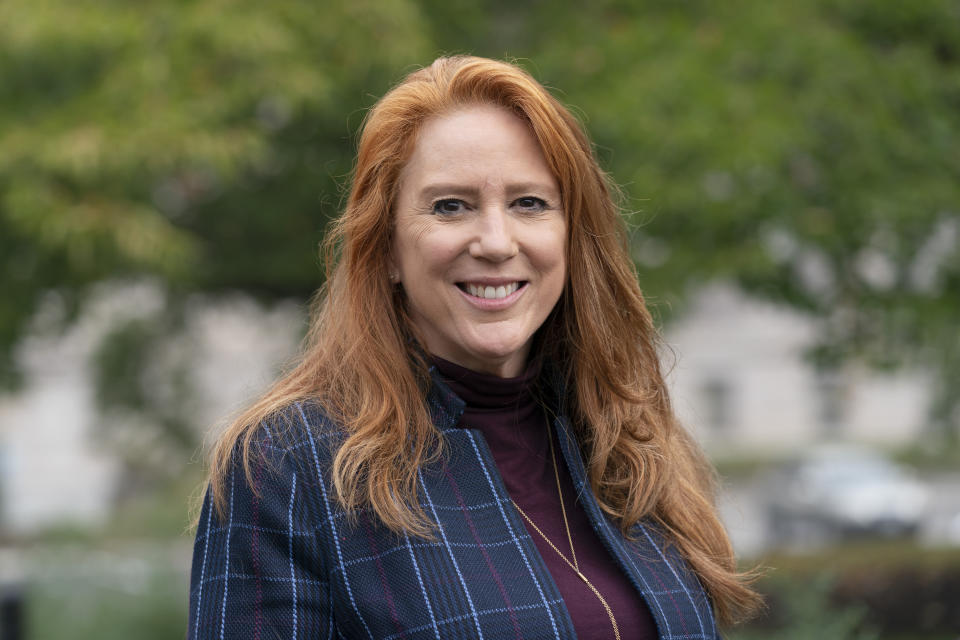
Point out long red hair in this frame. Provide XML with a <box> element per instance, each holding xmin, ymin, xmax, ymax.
<box><xmin>208</xmin><ymin>56</ymin><xmax>761</xmax><ymax>625</ymax></box>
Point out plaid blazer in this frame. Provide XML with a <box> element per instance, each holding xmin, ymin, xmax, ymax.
<box><xmin>188</xmin><ymin>369</ymin><xmax>719</xmax><ymax>639</ymax></box>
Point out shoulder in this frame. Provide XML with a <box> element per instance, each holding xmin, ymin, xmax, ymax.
<box><xmin>242</xmin><ymin>398</ymin><xmax>346</xmax><ymax>481</ymax></box>
<box><xmin>203</xmin><ymin>398</ymin><xmax>346</xmax><ymax>524</ymax></box>
<box><xmin>201</xmin><ymin>399</ymin><xmax>346</xmax><ymax>554</ymax></box>
<box><xmin>258</xmin><ymin>398</ymin><xmax>343</xmax><ymax>447</ymax></box>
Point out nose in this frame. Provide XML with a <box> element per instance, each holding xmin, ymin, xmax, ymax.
<box><xmin>468</xmin><ymin>206</ymin><xmax>518</xmax><ymax>262</ymax></box>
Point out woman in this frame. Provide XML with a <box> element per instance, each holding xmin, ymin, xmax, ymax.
<box><xmin>188</xmin><ymin>56</ymin><xmax>760</xmax><ymax>639</ymax></box>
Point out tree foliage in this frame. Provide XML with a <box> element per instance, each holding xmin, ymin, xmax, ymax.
<box><xmin>2</xmin><ymin>0</ymin><xmax>958</xmax><ymax>439</ymax></box>
<box><xmin>0</xmin><ymin>0</ymin><xmax>430</xmax><ymax>381</ymax></box>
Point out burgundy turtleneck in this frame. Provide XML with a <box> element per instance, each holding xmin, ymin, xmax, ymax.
<box><xmin>433</xmin><ymin>356</ymin><xmax>658</xmax><ymax>640</ymax></box>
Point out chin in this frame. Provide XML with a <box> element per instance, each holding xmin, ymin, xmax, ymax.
<box><xmin>461</xmin><ymin>338</ymin><xmax>531</xmax><ymax>372</ymax></box>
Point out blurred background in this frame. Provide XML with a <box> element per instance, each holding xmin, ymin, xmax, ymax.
<box><xmin>1</xmin><ymin>0</ymin><xmax>959</xmax><ymax>638</ymax></box>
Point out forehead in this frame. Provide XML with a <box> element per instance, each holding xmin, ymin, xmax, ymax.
<box><xmin>397</xmin><ymin>105</ymin><xmax>558</xmax><ymax>196</ymax></box>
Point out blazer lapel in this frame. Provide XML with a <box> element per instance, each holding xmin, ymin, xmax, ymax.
<box><xmin>425</xmin><ymin>365</ymin><xmax>718</xmax><ymax>639</ymax></box>
<box><xmin>416</xmin><ymin>426</ymin><xmax>579</xmax><ymax>639</ymax></box>
<box><xmin>552</xmin><ymin>414</ymin><xmax>718</xmax><ymax>640</ymax></box>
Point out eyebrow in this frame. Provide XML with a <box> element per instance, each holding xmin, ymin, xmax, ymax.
<box><xmin>416</xmin><ymin>181</ymin><xmax>559</xmax><ymax>201</ymax></box>
<box><xmin>417</xmin><ymin>184</ymin><xmax>481</xmax><ymax>201</ymax></box>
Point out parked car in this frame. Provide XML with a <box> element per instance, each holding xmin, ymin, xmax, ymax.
<box><xmin>765</xmin><ymin>444</ymin><xmax>930</xmax><ymax>548</ymax></box>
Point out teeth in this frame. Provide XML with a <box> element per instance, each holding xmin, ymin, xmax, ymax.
<box><xmin>466</xmin><ymin>282</ymin><xmax>519</xmax><ymax>299</ymax></box>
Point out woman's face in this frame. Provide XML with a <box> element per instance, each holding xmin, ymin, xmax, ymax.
<box><xmin>391</xmin><ymin>105</ymin><xmax>567</xmax><ymax>378</ymax></box>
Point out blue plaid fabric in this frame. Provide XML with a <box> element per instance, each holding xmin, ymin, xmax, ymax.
<box><xmin>188</xmin><ymin>371</ymin><xmax>719</xmax><ymax>639</ymax></box>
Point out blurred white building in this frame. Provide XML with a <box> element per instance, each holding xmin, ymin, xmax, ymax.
<box><xmin>0</xmin><ymin>344</ymin><xmax>118</xmax><ymax>534</ymax></box>
<box><xmin>0</xmin><ymin>283</ymin><xmax>301</xmax><ymax>534</ymax></box>
<box><xmin>0</xmin><ymin>281</ymin><xmax>933</xmax><ymax>533</ymax></box>
<box><xmin>665</xmin><ymin>283</ymin><xmax>931</xmax><ymax>458</ymax></box>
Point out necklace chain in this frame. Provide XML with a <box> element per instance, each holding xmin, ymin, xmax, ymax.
<box><xmin>510</xmin><ymin>421</ymin><xmax>621</xmax><ymax>640</ymax></box>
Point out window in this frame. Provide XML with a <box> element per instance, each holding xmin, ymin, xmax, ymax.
<box><xmin>815</xmin><ymin>371</ymin><xmax>847</xmax><ymax>432</ymax></box>
<box><xmin>700</xmin><ymin>377</ymin><xmax>732</xmax><ymax>431</ymax></box>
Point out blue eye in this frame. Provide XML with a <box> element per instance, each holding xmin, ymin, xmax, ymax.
<box><xmin>514</xmin><ymin>197</ymin><xmax>547</xmax><ymax>212</ymax></box>
<box><xmin>432</xmin><ymin>199</ymin><xmax>465</xmax><ymax>215</ymax></box>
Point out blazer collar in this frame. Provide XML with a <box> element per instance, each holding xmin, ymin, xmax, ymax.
<box><xmin>425</xmin><ymin>355</ymin><xmax>570</xmax><ymax>433</ymax></box>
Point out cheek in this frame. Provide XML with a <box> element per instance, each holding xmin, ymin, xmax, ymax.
<box><xmin>408</xmin><ymin>229</ymin><xmax>462</xmax><ymax>272</ymax></box>
<box><xmin>392</xmin><ymin>223</ymin><xmax>428</xmax><ymax>274</ymax></box>
<box><xmin>541</xmin><ymin>224</ymin><xmax>568</xmax><ymax>276</ymax></box>
<box><xmin>394</xmin><ymin>232</ymin><xmax>464</xmax><ymax>293</ymax></box>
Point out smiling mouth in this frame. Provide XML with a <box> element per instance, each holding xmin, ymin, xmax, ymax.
<box><xmin>457</xmin><ymin>281</ymin><xmax>525</xmax><ymax>299</ymax></box>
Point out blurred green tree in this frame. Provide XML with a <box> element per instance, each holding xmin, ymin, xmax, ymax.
<box><xmin>2</xmin><ymin>0</ymin><xmax>958</xmax><ymax>453</ymax></box>
<box><xmin>423</xmin><ymin>0</ymin><xmax>960</xmax><ymax>440</ymax></box>
<box><xmin>0</xmin><ymin>0</ymin><xmax>431</xmax><ymax>469</ymax></box>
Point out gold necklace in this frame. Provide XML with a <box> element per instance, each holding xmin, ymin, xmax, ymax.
<box><xmin>510</xmin><ymin>424</ymin><xmax>621</xmax><ymax>640</ymax></box>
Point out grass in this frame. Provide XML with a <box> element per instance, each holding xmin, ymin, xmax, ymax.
<box><xmin>16</xmin><ymin>465</ymin><xmax>203</xmax><ymax>640</ymax></box>
<box><xmin>713</xmin><ymin>436</ymin><xmax>960</xmax><ymax>479</ymax></box>
<box><xmin>727</xmin><ymin>572</ymin><xmax>878</xmax><ymax>640</ymax></box>
<box><xmin>892</xmin><ymin>438</ymin><xmax>960</xmax><ymax>472</ymax></box>
<box><xmin>23</xmin><ymin>542</ymin><xmax>190</xmax><ymax>640</ymax></box>
<box><xmin>754</xmin><ymin>539</ymin><xmax>960</xmax><ymax>574</ymax></box>
<box><xmin>107</xmin><ymin>464</ymin><xmax>207</xmax><ymax>539</ymax></box>
<box><xmin>728</xmin><ymin>542</ymin><xmax>960</xmax><ymax>640</ymax></box>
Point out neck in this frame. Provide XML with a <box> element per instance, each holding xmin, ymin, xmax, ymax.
<box><xmin>427</xmin><ymin>345</ymin><xmax>532</xmax><ymax>378</ymax></box>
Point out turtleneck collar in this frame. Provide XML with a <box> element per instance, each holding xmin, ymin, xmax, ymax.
<box><xmin>430</xmin><ymin>355</ymin><xmax>542</xmax><ymax>411</ymax></box>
